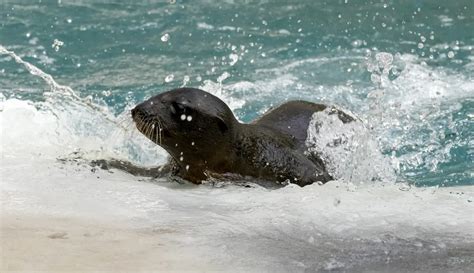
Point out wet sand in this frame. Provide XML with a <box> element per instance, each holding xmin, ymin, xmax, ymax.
<box><xmin>1</xmin><ymin>213</ymin><xmax>221</xmax><ymax>272</ymax></box>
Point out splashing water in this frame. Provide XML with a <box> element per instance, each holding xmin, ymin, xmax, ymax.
<box><xmin>0</xmin><ymin>44</ymin><xmax>166</xmax><ymax>165</ymax></box>
<box><xmin>305</xmin><ymin>108</ymin><xmax>397</xmax><ymax>184</ymax></box>
<box><xmin>0</xmin><ymin>44</ymin><xmax>75</xmax><ymax>96</ymax></box>
<box><xmin>0</xmin><ymin>44</ymin><xmax>118</xmax><ymax>125</ymax></box>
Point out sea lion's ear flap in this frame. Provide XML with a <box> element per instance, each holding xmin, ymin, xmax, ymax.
<box><xmin>217</xmin><ymin>117</ymin><xmax>228</xmax><ymax>133</ymax></box>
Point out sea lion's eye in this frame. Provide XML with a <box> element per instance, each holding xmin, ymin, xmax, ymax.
<box><xmin>171</xmin><ymin>102</ymin><xmax>186</xmax><ymax>114</ymax></box>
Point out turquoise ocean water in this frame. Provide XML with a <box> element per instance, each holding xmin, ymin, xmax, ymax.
<box><xmin>1</xmin><ymin>0</ymin><xmax>473</xmax><ymax>186</ymax></box>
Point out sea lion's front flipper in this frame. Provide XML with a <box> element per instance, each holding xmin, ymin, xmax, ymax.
<box><xmin>90</xmin><ymin>159</ymin><xmax>172</xmax><ymax>178</ymax></box>
<box><xmin>274</xmin><ymin>150</ymin><xmax>333</xmax><ymax>186</ymax></box>
<box><xmin>250</xmin><ymin>143</ymin><xmax>333</xmax><ymax>186</ymax></box>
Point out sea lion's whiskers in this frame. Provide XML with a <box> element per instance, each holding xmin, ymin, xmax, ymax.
<box><xmin>153</xmin><ymin>121</ymin><xmax>161</xmax><ymax>145</ymax></box>
<box><xmin>114</xmin><ymin>118</ymin><xmax>135</xmax><ymax>139</ymax></box>
<box><xmin>153</xmin><ymin>123</ymin><xmax>158</xmax><ymax>144</ymax></box>
<box><xmin>113</xmin><ymin>113</ymin><xmax>136</xmax><ymax>132</ymax></box>
<box><xmin>144</xmin><ymin>122</ymin><xmax>152</xmax><ymax>139</ymax></box>
<box><xmin>117</xmin><ymin>117</ymin><xmax>133</xmax><ymax>129</ymax></box>
<box><xmin>134</xmin><ymin>118</ymin><xmax>141</xmax><ymax>130</ymax></box>
<box><xmin>155</xmin><ymin>117</ymin><xmax>163</xmax><ymax>145</ymax></box>
<box><xmin>124</xmin><ymin>119</ymin><xmax>136</xmax><ymax>134</ymax></box>
<box><xmin>140</xmin><ymin>120</ymin><xmax>148</xmax><ymax>135</ymax></box>
<box><xmin>158</xmin><ymin>122</ymin><xmax>162</xmax><ymax>145</ymax></box>
<box><xmin>129</xmin><ymin>120</ymin><xmax>143</xmax><ymax>139</ymax></box>
<box><xmin>136</xmin><ymin>118</ymin><xmax>146</xmax><ymax>133</ymax></box>
<box><xmin>143</xmin><ymin>117</ymin><xmax>155</xmax><ymax>140</ymax></box>
<box><xmin>116</xmin><ymin>114</ymin><xmax>129</xmax><ymax>126</ymax></box>
<box><xmin>124</xmin><ymin>120</ymin><xmax>140</xmax><ymax>138</ymax></box>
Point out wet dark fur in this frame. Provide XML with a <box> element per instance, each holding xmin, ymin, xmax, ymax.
<box><xmin>131</xmin><ymin>88</ymin><xmax>354</xmax><ymax>187</ymax></box>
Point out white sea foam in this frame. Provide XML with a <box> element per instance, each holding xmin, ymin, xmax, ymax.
<box><xmin>2</xmin><ymin>155</ymin><xmax>473</xmax><ymax>272</ymax></box>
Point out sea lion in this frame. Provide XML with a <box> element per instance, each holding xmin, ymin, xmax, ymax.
<box><xmin>129</xmin><ymin>87</ymin><xmax>354</xmax><ymax>187</ymax></box>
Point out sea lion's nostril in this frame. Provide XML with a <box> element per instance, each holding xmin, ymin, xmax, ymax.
<box><xmin>170</xmin><ymin>104</ymin><xmax>176</xmax><ymax>114</ymax></box>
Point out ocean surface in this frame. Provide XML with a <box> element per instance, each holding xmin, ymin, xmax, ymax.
<box><xmin>1</xmin><ymin>1</ymin><xmax>473</xmax><ymax>272</ymax></box>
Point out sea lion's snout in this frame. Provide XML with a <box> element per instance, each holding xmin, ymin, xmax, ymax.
<box><xmin>131</xmin><ymin>99</ymin><xmax>162</xmax><ymax>121</ymax></box>
<box><xmin>130</xmin><ymin>99</ymin><xmax>167</xmax><ymax>145</ymax></box>
<box><xmin>130</xmin><ymin>105</ymin><xmax>148</xmax><ymax>123</ymax></box>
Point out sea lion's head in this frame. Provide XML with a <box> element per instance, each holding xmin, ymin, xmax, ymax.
<box><xmin>131</xmin><ymin>88</ymin><xmax>238</xmax><ymax>161</ymax></box>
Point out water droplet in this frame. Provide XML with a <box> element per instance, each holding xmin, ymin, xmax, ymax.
<box><xmin>191</xmin><ymin>142</ymin><xmax>195</xmax><ymax>146</ymax></box>
<box><xmin>418</xmin><ymin>43</ymin><xmax>424</xmax><ymax>49</ymax></box>
<box><xmin>51</xmin><ymin>39</ymin><xmax>64</xmax><ymax>52</ymax></box>
<box><xmin>370</xmin><ymin>74</ymin><xmax>381</xmax><ymax>84</ymax></box>
<box><xmin>447</xmin><ymin>51</ymin><xmax>455</xmax><ymax>58</ymax></box>
<box><xmin>165</xmin><ymin>74</ymin><xmax>174</xmax><ymax>82</ymax></box>
<box><xmin>229</xmin><ymin>53</ymin><xmax>239</xmax><ymax>66</ymax></box>
<box><xmin>161</xmin><ymin>33</ymin><xmax>170</xmax><ymax>42</ymax></box>
<box><xmin>186</xmin><ymin>115</ymin><xmax>192</xmax><ymax>121</ymax></box>
<box><xmin>420</xmin><ymin>36</ymin><xmax>426</xmax><ymax>42</ymax></box>
<box><xmin>351</xmin><ymin>40</ymin><xmax>362</xmax><ymax>48</ymax></box>
<box><xmin>180</xmin><ymin>114</ymin><xmax>186</xmax><ymax>121</ymax></box>
<box><xmin>185</xmin><ymin>165</ymin><xmax>190</xmax><ymax>171</ymax></box>
<box><xmin>182</xmin><ymin>75</ymin><xmax>190</xmax><ymax>86</ymax></box>
<box><xmin>217</xmin><ymin>72</ymin><xmax>230</xmax><ymax>83</ymax></box>
<box><xmin>66</xmin><ymin>18</ymin><xmax>72</xmax><ymax>23</ymax></box>
<box><xmin>180</xmin><ymin>156</ymin><xmax>184</xmax><ymax>161</ymax></box>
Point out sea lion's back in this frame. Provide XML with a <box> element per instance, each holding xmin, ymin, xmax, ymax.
<box><xmin>253</xmin><ymin>101</ymin><xmax>325</xmax><ymax>145</ymax></box>
<box><xmin>253</xmin><ymin>100</ymin><xmax>354</xmax><ymax>148</ymax></box>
